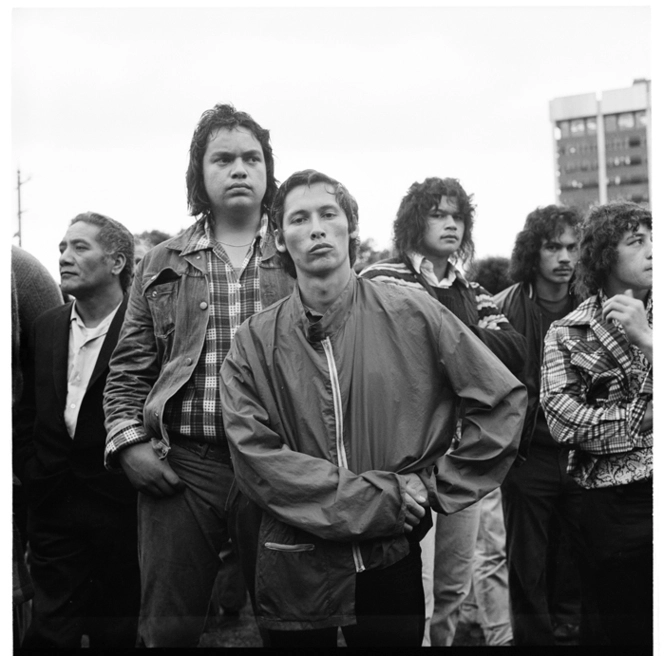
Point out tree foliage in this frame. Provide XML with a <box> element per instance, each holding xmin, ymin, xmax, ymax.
<box><xmin>467</xmin><ymin>255</ymin><xmax>512</xmax><ymax>295</ymax></box>
<box><xmin>353</xmin><ymin>238</ymin><xmax>393</xmax><ymax>273</ymax></box>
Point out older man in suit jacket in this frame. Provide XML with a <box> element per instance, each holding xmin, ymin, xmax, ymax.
<box><xmin>16</xmin><ymin>212</ymin><xmax>140</xmax><ymax>649</ymax></box>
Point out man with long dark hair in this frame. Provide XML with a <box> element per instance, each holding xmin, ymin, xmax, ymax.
<box><xmin>361</xmin><ymin>177</ymin><xmax>524</xmax><ymax>646</ymax></box>
<box><xmin>219</xmin><ymin>170</ymin><xmax>526</xmax><ymax>648</ymax></box>
<box><xmin>103</xmin><ymin>104</ymin><xmax>293</xmax><ymax>647</ymax></box>
<box><xmin>493</xmin><ymin>205</ymin><xmax>594</xmax><ymax>645</ymax></box>
<box><xmin>541</xmin><ymin>201</ymin><xmax>652</xmax><ymax>647</ymax></box>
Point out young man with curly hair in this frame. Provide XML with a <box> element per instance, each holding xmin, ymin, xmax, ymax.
<box><xmin>493</xmin><ymin>205</ymin><xmax>599</xmax><ymax>645</ymax></box>
<box><xmin>103</xmin><ymin>104</ymin><xmax>293</xmax><ymax>647</ymax></box>
<box><xmin>541</xmin><ymin>201</ymin><xmax>652</xmax><ymax>647</ymax></box>
<box><xmin>361</xmin><ymin>177</ymin><xmax>525</xmax><ymax>646</ymax></box>
<box><xmin>219</xmin><ymin>170</ymin><xmax>526</xmax><ymax>648</ymax></box>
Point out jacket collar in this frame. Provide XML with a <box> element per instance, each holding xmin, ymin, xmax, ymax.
<box><xmin>168</xmin><ymin>215</ymin><xmax>279</xmax><ymax>261</ymax></box>
<box><xmin>407</xmin><ymin>252</ymin><xmax>469</xmax><ymax>288</ymax></box>
<box><xmin>290</xmin><ymin>273</ymin><xmax>357</xmax><ymax>342</ymax></box>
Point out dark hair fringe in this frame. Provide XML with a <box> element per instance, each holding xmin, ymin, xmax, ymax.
<box><xmin>271</xmin><ymin>169</ymin><xmax>359</xmax><ymax>279</ymax></box>
<box><xmin>575</xmin><ymin>200</ymin><xmax>652</xmax><ymax>297</ymax></box>
<box><xmin>392</xmin><ymin>177</ymin><xmax>476</xmax><ymax>264</ymax></box>
<box><xmin>185</xmin><ymin>103</ymin><xmax>277</xmax><ymax>223</ymax></box>
<box><xmin>509</xmin><ymin>205</ymin><xmax>582</xmax><ymax>285</ymax></box>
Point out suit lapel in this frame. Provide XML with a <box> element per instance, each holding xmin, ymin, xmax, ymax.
<box><xmin>52</xmin><ymin>303</ymin><xmax>73</xmax><ymax>410</ymax></box>
<box><xmin>86</xmin><ymin>295</ymin><xmax>128</xmax><ymax>392</ymax></box>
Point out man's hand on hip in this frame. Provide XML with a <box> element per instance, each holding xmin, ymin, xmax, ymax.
<box><xmin>118</xmin><ymin>442</ymin><xmax>185</xmax><ymax>498</ymax></box>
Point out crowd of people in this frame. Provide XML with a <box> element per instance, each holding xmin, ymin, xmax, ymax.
<box><xmin>12</xmin><ymin>103</ymin><xmax>653</xmax><ymax>649</ymax></box>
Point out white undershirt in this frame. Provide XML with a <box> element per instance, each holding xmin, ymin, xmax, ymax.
<box><xmin>64</xmin><ymin>301</ymin><xmax>121</xmax><ymax>438</ymax></box>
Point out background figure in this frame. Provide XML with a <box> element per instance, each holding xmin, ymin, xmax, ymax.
<box><xmin>494</xmin><ymin>204</ymin><xmax>602</xmax><ymax>645</ymax></box>
<box><xmin>16</xmin><ymin>214</ymin><xmax>140</xmax><ymax>649</ymax></box>
<box><xmin>11</xmin><ymin>245</ymin><xmax>64</xmax><ymax>646</ymax></box>
<box><xmin>541</xmin><ymin>201</ymin><xmax>653</xmax><ymax>647</ymax></box>
<box><xmin>361</xmin><ymin>177</ymin><xmax>524</xmax><ymax>647</ymax></box>
<box><xmin>103</xmin><ymin>104</ymin><xmax>293</xmax><ymax>648</ymax></box>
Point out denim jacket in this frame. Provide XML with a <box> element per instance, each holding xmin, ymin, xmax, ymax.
<box><xmin>103</xmin><ymin>220</ymin><xmax>293</xmax><ymax>468</ymax></box>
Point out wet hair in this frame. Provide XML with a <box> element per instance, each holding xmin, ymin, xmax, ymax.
<box><xmin>69</xmin><ymin>212</ymin><xmax>135</xmax><ymax>292</ymax></box>
<box><xmin>393</xmin><ymin>177</ymin><xmax>476</xmax><ymax>264</ymax></box>
<box><xmin>271</xmin><ymin>169</ymin><xmax>359</xmax><ymax>279</ymax></box>
<box><xmin>186</xmin><ymin>103</ymin><xmax>276</xmax><ymax>220</ymax></box>
<box><xmin>509</xmin><ymin>205</ymin><xmax>581</xmax><ymax>285</ymax></box>
<box><xmin>575</xmin><ymin>200</ymin><xmax>652</xmax><ymax>296</ymax></box>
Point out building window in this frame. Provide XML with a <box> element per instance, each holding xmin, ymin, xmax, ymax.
<box><xmin>636</xmin><ymin>111</ymin><xmax>647</xmax><ymax>127</ymax></box>
<box><xmin>604</xmin><ymin>115</ymin><xmax>617</xmax><ymax>132</ymax></box>
<box><xmin>618</xmin><ymin>112</ymin><xmax>635</xmax><ymax>130</ymax></box>
<box><xmin>571</xmin><ymin>119</ymin><xmax>585</xmax><ymax>135</ymax></box>
<box><xmin>559</xmin><ymin>121</ymin><xmax>570</xmax><ymax>138</ymax></box>
<box><xmin>586</xmin><ymin>117</ymin><xmax>597</xmax><ymax>133</ymax></box>
<box><xmin>628</xmin><ymin>136</ymin><xmax>641</xmax><ymax>147</ymax></box>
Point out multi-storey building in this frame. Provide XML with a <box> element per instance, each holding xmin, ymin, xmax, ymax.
<box><xmin>549</xmin><ymin>79</ymin><xmax>650</xmax><ymax>212</ymax></box>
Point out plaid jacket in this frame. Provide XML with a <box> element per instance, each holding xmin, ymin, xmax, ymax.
<box><xmin>540</xmin><ymin>293</ymin><xmax>653</xmax><ymax>488</ymax></box>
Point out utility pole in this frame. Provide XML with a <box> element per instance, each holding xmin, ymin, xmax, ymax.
<box><xmin>15</xmin><ymin>169</ymin><xmax>30</xmax><ymax>247</ymax></box>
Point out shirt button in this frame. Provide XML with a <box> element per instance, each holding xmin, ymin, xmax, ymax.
<box><xmin>154</xmin><ymin>411</ymin><xmax>159</xmax><ymax>417</ymax></box>
<box><xmin>70</xmin><ymin>403</ymin><xmax>76</xmax><ymax>409</ymax></box>
<box><xmin>200</xmin><ymin>302</ymin><xmax>208</xmax><ymax>310</ymax></box>
<box><xmin>186</xmin><ymin>357</ymin><xmax>193</xmax><ymax>365</ymax></box>
<box><xmin>152</xmin><ymin>290</ymin><xmax>158</xmax><ymax>297</ymax></box>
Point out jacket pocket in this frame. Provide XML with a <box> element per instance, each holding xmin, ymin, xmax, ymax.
<box><xmin>145</xmin><ymin>280</ymin><xmax>177</xmax><ymax>339</ymax></box>
<box><xmin>256</xmin><ymin>514</ymin><xmax>334</xmax><ymax>622</ymax></box>
<box><xmin>265</xmin><ymin>542</ymin><xmax>315</xmax><ymax>553</ymax></box>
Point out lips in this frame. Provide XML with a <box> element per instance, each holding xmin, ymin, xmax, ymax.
<box><xmin>228</xmin><ymin>184</ymin><xmax>251</xmax><ymax>192</ymax></box>
<box><xmin>310</xmin><ymin>243</ymin><xmax>333</xmax><ymax>254</ymax></box>
<box><xmin>554</xmin><ymin>269</ymin><xmax>572</xmax><ymax>275</ymax></box>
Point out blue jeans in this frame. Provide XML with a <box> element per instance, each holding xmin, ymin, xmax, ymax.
<box><xmin>136</xmin><ymin>442</ymin><xmax>234</xmax><ymax>647</ymax></box>
<box><xmin>427</xmin><ymin>488</ymin><xmax>512</xmax><ymax>646</ymax></box>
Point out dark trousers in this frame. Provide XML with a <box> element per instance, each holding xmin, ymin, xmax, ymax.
<box><xmin>581</xmin><ymin>479</ymin><xmax>652</xmax><ymax>647</ymax></box>
<box><xmin>23</xmin><ymin>488</ymin><xmax>140</xmax><ymax>649</ymax></box>
<box><xmin>501</xmin><ymin>444</ymin><xmax>601</xmax><ymax>645</ymax></box>
<box><xmin>268</xmin><ymin>543</ymin><xmax>425</xmax><ymax>648</ymax></box>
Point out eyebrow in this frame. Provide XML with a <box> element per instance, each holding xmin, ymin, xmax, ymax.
<box><xmin>208</xmin><ymin>148</ymin><xmax>263</xmax><ymax>157</ymax></box>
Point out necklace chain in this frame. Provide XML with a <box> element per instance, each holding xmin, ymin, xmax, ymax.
<box><xmin>217</xmin><ymin>239</ymin><xmax>253</xmax><ymax>247</ymax></box>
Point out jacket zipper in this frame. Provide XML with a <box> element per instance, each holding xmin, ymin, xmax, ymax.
<box><xmin>321</xmin><ymin>337</ymin><xmax>365</xmax><ymax>574</ymax></box>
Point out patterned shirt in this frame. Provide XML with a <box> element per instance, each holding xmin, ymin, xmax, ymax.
<box><xmin>112</xmin><ymin>216</ymin><xmax>267</xmax><ymax>453</ymax></box>
<box><xmin>540</xmin><ymin>292</ymin><xmax>653</xmax><ymax>488</ymax></box>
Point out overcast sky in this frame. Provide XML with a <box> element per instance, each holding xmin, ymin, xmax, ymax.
<box><xmin>10</xmin><ymin>5</ymin><xmax>651</xmax><ymax>280</ymax></box>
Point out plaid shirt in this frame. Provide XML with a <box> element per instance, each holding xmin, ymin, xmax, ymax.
<box><xmin>540</xmin><ymin>292</ymin><xmax>653</xmax><ymax>488</ymax></box>
<box><xmin>112</xmin><ymin>216</ymin><xmax>267</xmax><ymax>452</ymax></box>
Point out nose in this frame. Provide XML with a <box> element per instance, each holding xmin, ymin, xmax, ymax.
<box><xmin>230</xmin><ymin>157</ymin><xmax>247</xmax><ymax>177</ymax></box>
<box><xmin>559</xmin><ymin>249</ymin><xmax>572</xmax><ymax>263</ymax></box>
<box><xmin>310</xmin><ymin>215</ymin><xmax>326</xmax><ymax>239</ymax></box>
<box><xmin>59</xmin><ymin>245</ymin><xmax>73</xmax><ymax>266</ymax></box>
<box><xmin>442</xmin><ymin>214</ymin><xmax>457</xmax><ymax>230</ymax></box>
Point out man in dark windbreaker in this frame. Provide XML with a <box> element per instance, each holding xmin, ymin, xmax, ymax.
<box><xmin>219</xmin><ymin>169</ymin><xmax>527</xmax><ymax>648</ymax></box>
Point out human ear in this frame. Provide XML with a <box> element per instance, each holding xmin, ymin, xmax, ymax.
<box><xmin>112</xmin><ymin>252</ymin><xmax>127</xmax><ymax>276</ymax></box>
<box><xmin>275</xmin><ymin>229</ymin><xmax>287</xmax><ymax>254</ymax></box>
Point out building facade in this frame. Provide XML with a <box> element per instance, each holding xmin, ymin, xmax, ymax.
<box><xmin>550</xmin><ymin>79</ymin><xmax>650</xmax><ymax>212</ymax></box>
